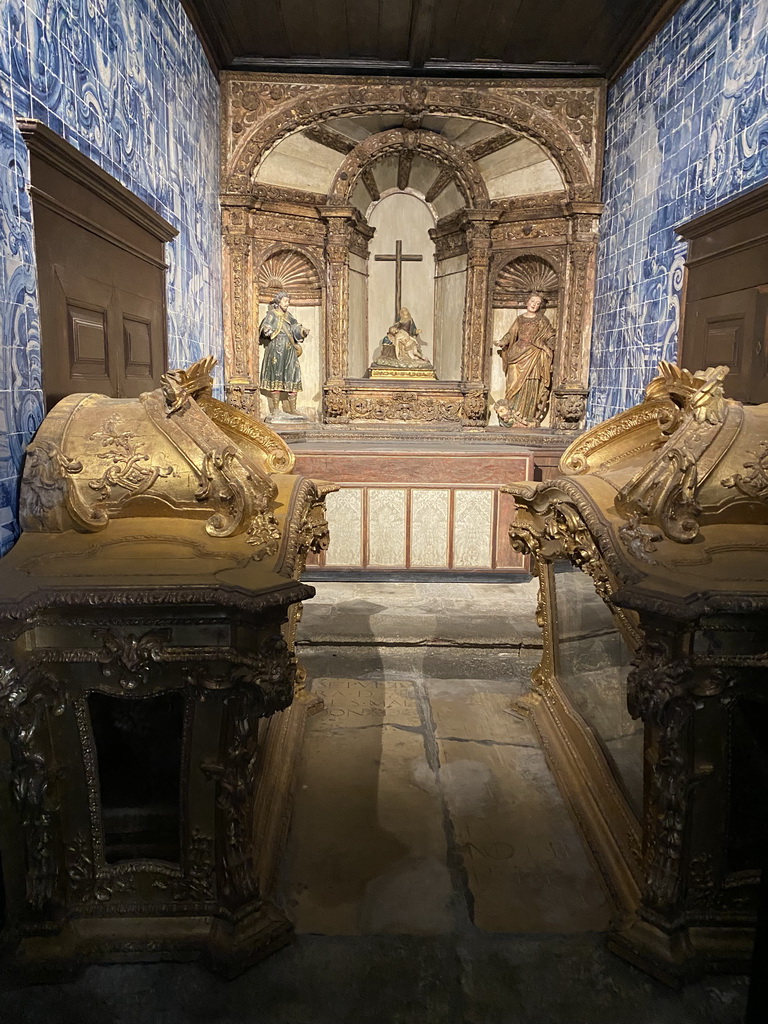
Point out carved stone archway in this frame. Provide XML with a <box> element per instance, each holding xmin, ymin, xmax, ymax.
<box><xmin>327</xmin><ymin>128</ymin><xmax>489</xmax><ymax>209</ymax></box>
<box><xmin>224</xmin><ymin>75</ymin><xmax>602</xmax><ymax>205</ymax></box>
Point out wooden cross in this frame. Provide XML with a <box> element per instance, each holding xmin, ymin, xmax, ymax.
<box><xmin>374</xmin><ymin>240</ymin><xmax>423</xmax><ymax>322</ymax></box>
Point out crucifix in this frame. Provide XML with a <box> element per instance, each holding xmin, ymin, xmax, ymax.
<box><xmin>374</xmin><ymin>240</ymin><xmax>423</xmax><ymax>321</ymax></box>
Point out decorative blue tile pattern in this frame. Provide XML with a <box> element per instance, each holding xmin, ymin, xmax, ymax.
<box><xmin>589</xmin><ymin>0</ymin><xmax>768</xmax><ymax>424</ymax></box>
<box><xmin>0</xmin><ymin>0</ymin><xmax>222</xmax><ymax>554</ymax></box>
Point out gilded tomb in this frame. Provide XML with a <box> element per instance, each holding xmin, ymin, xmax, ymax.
<box><xmin>507</xmin><ymin>362</ymin><xmax>768</xmax><ymax>982</ymax></box>
<box><xmin>0</xmin><ymin>357</ymin><xmax>335</xmax><ymax>976</ymax></box>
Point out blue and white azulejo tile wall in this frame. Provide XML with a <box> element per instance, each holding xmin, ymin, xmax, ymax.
<box><xmin>589</xmin><ymin>0</ymin><xmax>768</xmax><ymax>424</ymax></box>
<box><xmin>0</xmin><ymin>0</ymin><xmax>223</xmax><ymax>554</ymax></box>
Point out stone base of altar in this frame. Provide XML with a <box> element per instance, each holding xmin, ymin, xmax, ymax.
<box><xmin>292</xmin><ymin>431</ymin><xmax>571</xmax><ymax>577</ymax></box>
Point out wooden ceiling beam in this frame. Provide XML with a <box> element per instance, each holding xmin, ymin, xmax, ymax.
<box><xmin>466</xmin><ymin>132</ymin><xmax>518</xmax><ymax>162</ymax></box>
<box><xmin>408</xmin><ymin>0</ymin><xmax>437</xmax><ymax>69</ymax></box>
<box><xmin>304</xmin><ymin>125</ymin><xmax>357</xmax><ymax>154</ymax></box>
<box><xmin>228</xmin><ymin>56</ymin><xmax>603</xmax><ymax>76</ymax></box>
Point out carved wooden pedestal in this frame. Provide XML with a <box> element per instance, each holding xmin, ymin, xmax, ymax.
<box><xmin>0</xmin><ymin>561</ymin><xmax>308</xmax><ymax>977</ymax></box>
<box><xmin>0</xmin><ymin>359</ymin><xmax>335</xmax><ymax>978</ymax></box>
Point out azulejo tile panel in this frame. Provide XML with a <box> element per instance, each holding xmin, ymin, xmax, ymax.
<box><xmin>0</xmin><ymin>0</ymin><xmax>223</xmax><ymax>554</ymax></box>
<box><xmin>589</xmin><ymin>0</ymin><xmax>768</xmax><ymax>425</ymax></box>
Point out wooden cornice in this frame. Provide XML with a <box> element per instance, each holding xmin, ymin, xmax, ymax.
<box><xmin>17</xmin><ymin>119</ymin><xmax>177</xmax><ymax>242</ymax></box>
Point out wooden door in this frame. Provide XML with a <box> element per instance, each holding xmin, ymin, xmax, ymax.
<box><xmin>678</xmin><ymin>183</ymin><xmax>768</xmax><ymax>405</ymax></box>
<box><xmin>684</xmin><ymin>286</ymin><xmax>768</xmax><ymax>404</ymax></box>
<box><xmin>19</xmin><ymin>121</ymin><xmax>176</xmax><ymax>410</ymax></box>
<box><xmin>37</xmin><ymin>254</ymin><xmax>166</xmax><ymax>408</ymax></box>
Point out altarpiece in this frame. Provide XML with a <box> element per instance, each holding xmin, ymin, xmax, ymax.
<box><xmin>219</xmin><ymin>74</ymin><xmax>605</xmax><ymax>576</ymax></box>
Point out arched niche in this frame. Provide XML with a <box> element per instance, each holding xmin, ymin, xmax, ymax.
<box><xmin>254</xmin><ymin>248</ymin><xmax>324</xmax><ymax>420</ymax></box>
<box><xmin>489</xmin><ymin>253</ymin><xmax>562</xmax><ymax>424</ymax></box>
<box><xmin>221</xmin><ymin>78</ymin><xmax>603</xmax><ymax>428</ymax></box>
<box><xmin>363</xmin><ymin>191</ymin><xmax>437</xmax><ymax>375</ymax></box>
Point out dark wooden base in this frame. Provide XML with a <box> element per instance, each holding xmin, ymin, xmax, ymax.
<box><xmin>8</xmin><ymin>900</ymin><xmax>292</xmax><ymax>982</ymax></box>
<box><xmin>608</xmin><ymin>917</ymin><xmax>754</xmax><ymax>986</ymax></box>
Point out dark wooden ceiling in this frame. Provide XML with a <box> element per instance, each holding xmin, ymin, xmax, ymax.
<box><xmin>182</xmin><ymin>0</ymin><xmax>682</xmax><ymax>79</ymax></box>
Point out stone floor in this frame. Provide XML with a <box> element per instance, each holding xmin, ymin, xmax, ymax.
<box><xmin>0</xmin><ymin>581</ymin><xmax>750</xmax><ymax>1023</ymax></box>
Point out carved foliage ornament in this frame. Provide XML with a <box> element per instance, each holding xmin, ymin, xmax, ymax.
<box><xmin>161</xmin><ymin>359</ymin><xmax>282</xmax><ymax>559</ymax></box>
<box><xmin>197</xmin><ymin>636</ymin><xmax>295</xmax><ymax>904</ymax></box>
<box><xmin>88</xmin><ymin>419</ymin><xmax>174</xmax><ymax>506</ymax></box>
<box><xmin>199</xmin><ymin>392</ymin><xmax>295</xmax><ymax>475</ymax></box>
<box><xmin>722</xmin><ymin>440</ymin><xmax>768</xmax><ymax>502</ymax></box>
<box><xmin>626</xmin><ymin>641</ymin><xmax>694</xmax><ymax>910</ymax></box>
<box><xmin>0</xmin><ymin>655</ymin><xmax>66</xmax><ymax>910</ymax></box>
<box><xmin>552</xmin><ymin>390</ymin><xmax>588</xmax><ymax>432</ymax></box>
<box><xmin>323</xmin><ymin>385</ymin><xmax>487</xmax><ymax>424</ymax></box>
<box><xmin>21</xmin><ymin>440</ymin><xmax>94</xmax><ymax>531</ymax></box>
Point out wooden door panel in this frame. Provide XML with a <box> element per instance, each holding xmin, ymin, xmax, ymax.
<box><xmin>67</xmin><ymin>303</ymin><xmax>109</xmax><ymax>381</ymax></box>
<box><xmin>685</xmin><ymin>288</ymin><xmax>757</xmax><ymax>403</ymax></box>
<box><xmin>22</xmin><ymin>124</ymin><xmax>175</xmax><ymax>411</ymax></box>
<box><xmin>45</xmin><ymin>263</ymin><xmax>116</xmax><ymax>404</ymax></box>
<box><xmin>116</xmin><ymin>286</ymin><xmax>165</xmax><ymax>397</ymax></box>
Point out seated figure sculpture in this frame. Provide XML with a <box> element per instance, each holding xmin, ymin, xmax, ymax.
<box><xmin>368</xmin><ymin>307</ymin><xmax>436</xmax><ymax>379</ymax></box>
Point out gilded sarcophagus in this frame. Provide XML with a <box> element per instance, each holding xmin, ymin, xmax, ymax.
<box><xmin>507</xmin><ymin>363</ymin><xmax>768</xmax><ymax>983</ymax></box>
<box><xmin>0</xmin><ymin>357</ymin><xmax>335</xmax><ymax>978</ymax></box>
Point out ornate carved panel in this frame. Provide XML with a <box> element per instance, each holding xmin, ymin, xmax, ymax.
<box><xmin>221</xmin><ymin>74</ymin><xmax>604</xmax><ymax>429</ymax></box>
<box><xmin>222</xmin><ymin>75</ymin><xmax>604</xmax><ymax>201</ymax></box>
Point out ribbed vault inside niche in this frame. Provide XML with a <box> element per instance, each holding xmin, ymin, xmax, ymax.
<box><xmin>254</xmin><ymin>113</ymin><xmax>565</xmax><ymax>213</ymax></box>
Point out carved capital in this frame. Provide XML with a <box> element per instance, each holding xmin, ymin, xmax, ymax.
<box><xmin>552</xmin><ymin>388</ymin><xmax>588</xmax><ymax>431</ymax></box>
<box><xmin>225</xmin><ymin>378</ymin><xmax>260</xmax><ymax>419</ymax></box>
<box><xmin>323</xmin><ymin>381</ymin><xmax>350</xmax><ymax>421</ymax></box>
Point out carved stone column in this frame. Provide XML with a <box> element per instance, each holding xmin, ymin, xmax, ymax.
<box><xmin>320</xmin><ymin>207</ymin><xmax>356</xmax><ymax>384</ymax></box>
<box><xmin>223</xmin><ymin>228</ymin><xmax>258</xmax><ymax>417</ymax></box>
<box><xmin>462</xmin><ymin>211</ymin><xmax>498</xmax><ymax>386</ymax></box>
<box><xmin>555</xmin><ymin>203</ymin><xmax>602</xmax><ymax>430</ymax></box>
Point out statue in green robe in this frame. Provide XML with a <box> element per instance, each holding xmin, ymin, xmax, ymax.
<box><xmin>259</xmin><ymin>291</ymin><xmax>310</xmax><ymax>419</ymax></box>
